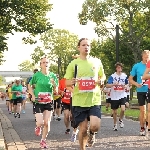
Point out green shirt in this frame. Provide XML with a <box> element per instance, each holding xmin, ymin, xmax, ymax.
<box><xmin>64</xmin><ymin>57</ymin><xmax>105</xmax><ymax>107</ymax></box>
<box><xmin>29</xmin><ymin>71</ymin><xmax>58</xmax><ymax>103</ymax></box>
<box><xmin>11</xmin><ymin>84</ymin><xmax>23</xmax><ymax>99</ymax></box>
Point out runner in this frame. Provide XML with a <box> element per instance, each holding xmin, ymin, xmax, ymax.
<box><xmin>53</xmin><ymin>74</ymin><xmax>62</xmax><ymax>121</ymax></box>
<box><xmin>129</xmin><ymin>50</ymin><xmax>149</xmax><ymax>136</ymax></box>
<box><xmin>27</xmin><ymin>69</ymin><xmax>38</xmax><ymax>115</ymax></box>
<box><xmin>28</xmin><ymin>57</ymin><xmax>58</xmax><ymax>149</ymax></box>
<box><xmin>142</xmin><ymin>53</ymin><xmax>150</xmax><ymax>138</ymax></box>
<box><xmin>5</xmin><ymin>85</ymin><xmax>10</xmax><ymax>111</ymax></box>
<box><xmin>59</xmin><ymin>78</ymin><xmax>71</xmax><ymax>133</ymax></box>
<box><xmin>21</xmin><ymin>81</ymin><xmax>27</xmax><ymax>114</ymax></box>
<box><xmin>11</xmin><ymin>79</ymin><xmax>23</xmax><ymax>118</ymax></box>
<box><xmin>106</xmin><ymin>62</ymin><xmax>128</xmax><ymax>131</ymax></box>
<box><xmin>103</xmin><ymin>86</ymin><xmax>111</xmax><ymax>111</ymax></box>
<box><xmin>124</xmin><ymin>83</ymin><xmax>132</xmax><ymax>108</ymax></box>
<box><xmin>7</xmin><ymin>83</ymin><xmax>13</xmax><ymax>114</ymax></box>
<box><xmin>64</xmin><ymin>38</ymin><xmax>105</xmax><ymax>149</ymax></box>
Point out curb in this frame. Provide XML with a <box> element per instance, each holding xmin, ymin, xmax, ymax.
<box><xmin>0</xmin><ymin>109</ymin><xmax>27</xmax><ymax>150</ymax></box>
<box><xmin>0</xmin><ymin>121</ymin><xmax>5</xmax><ymax>150</ymax></box>
<box><xmin>102</xmin><ymin>112</ymin><xmax>139</xmax><ymax>121</ymax></box>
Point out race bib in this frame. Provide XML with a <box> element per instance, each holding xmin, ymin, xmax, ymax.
<box><xmin>16</xmin><ymin>92</ymin><xmax>21</xmax><ymax>97</ymax></box>
<box><xmin>64</xmin><ymin>90</ymin><xmax>71</xmax><ymax>99</ymax></box>
<box><xmin>78</xmin><ymin>77</ymin><xmax>95</xmax><ymax>93</ymax></box>
<box><xmin>38</xmin><ymin>92</ymin><xmax>52</xmax><ymax>104</ymax></box>
<box><xmin>114</xmin><ymin>86</ymin><xmax>124</xmax><ymax>92</ymax></box>
<box><xmin>141</xmin><ymin>76</ymin><xmax>149</xmax><ymax>85</ymax></box>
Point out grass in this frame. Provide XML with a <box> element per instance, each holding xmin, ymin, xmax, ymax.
<box><xmin>101</xmin><ymin>106</ymin><xmax>140</xmax><ymax>118</ymax></box>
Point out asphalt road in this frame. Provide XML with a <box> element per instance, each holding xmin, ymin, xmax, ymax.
<box><xmin>0</xmin><ymin>101</ymin><xmax>150</xmax><ymax>150</ymax></box>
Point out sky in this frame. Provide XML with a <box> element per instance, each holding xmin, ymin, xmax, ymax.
<box><xmin>0</xmin><ymin>0</ymin><xmax>98</xmax><ymax>81</ymax></box>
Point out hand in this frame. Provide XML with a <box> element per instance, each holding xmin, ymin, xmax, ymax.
<box><xmin>120</xmin><ymin>84</ymin><xmax>125</xmax><ymax>89</ymax></box>
<box><xmin>50</xmin><ymin>78</ymin><xmax>56</xmax><ymax>87</ymax></box>
<box><xmin>31</xmin><ymin>95</ymin><xmax>35</xmax><ymax>102</ymax></box>
<box><xmin>71</xmin><ymin>78</ymin><xmax>78</xmax><ymax>85</ymax></box>
<box><xmin>113</xmin><ymin>82</ymin><xmax>119</xmax><ymax>86</ymax></box>
<box><xmin>135</xmin><ymin>83</ymin><xmax>142</xmax><ymax>88</ymax></box>
<box><xmin>96</xmin><ymin>79</ymin><xmax>104</xmax><ymax>85</ymax></box>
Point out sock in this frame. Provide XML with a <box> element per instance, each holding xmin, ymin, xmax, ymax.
<box><xmin>66</xmin><ymin>129</ymin><xmax>70</xmax><ymax>132</ymax></box>
<box><xmin>119</xmin><ymin>119</ymin><xmax>121</xmax><ymax>122</ymax></box>
<box><xmin>146</xmin><ymin>121</ymin><xmax>148</xmax><ymax>126</ymax></box>
<box><xmin>90</xmin><ymin>130</ymin><xmax>94</xmax><ymax>135</ymax></box>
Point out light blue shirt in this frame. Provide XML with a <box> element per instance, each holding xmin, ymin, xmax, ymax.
<box><xmin>130</xmin><ymin>62</ymin><xmax>148</xmax><ymax>92</ymax></box>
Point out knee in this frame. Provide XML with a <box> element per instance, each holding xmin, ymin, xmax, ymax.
<box><xmin>148</xmin><ymin>108</ymin><xmax>150</xmax><ymax>112</ymax></box>
<box><xmin>64</xmin><ymin>113</ymin><xmax>69</xmax><ymax>119</ymax></box>
<box><xmin>90</xmin><ymin>124</ymin><xmax>99</xmax><ymax>132</ymax></box>
<box><xmin>17</xmin><ymin>103</ymin><xmax>21</xmax><ymax>107</ymax></box>
<box><xmin>43</xmin><ymin>120</ymin><xmax>49</xmax><ymax>127</ymax></box>
<box><xmin>80</xmin><ymin>127</ymin><xmax>88</xmax><ymax>136</ymax></box>
<box><xmin>113</xmin><ymin>110</ymin><xmax>117</xmax><ymax>115</ymax></box>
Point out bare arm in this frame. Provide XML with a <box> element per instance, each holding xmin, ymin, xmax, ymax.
<box><xmin>28</xmin><ymin>84</ymin><xmax>35</xmax><ymax>97</ymax></box>
<box><xmin>106</xmin><ymin>83</ymin><xmax>115</xmax><ymax>88</ymax></box>
<box><xmin>128</xmin><ymin>75</ymin><xmax>138</xmax><ymax>86</ymax></box>
<box><xmin>65</xmin><ymin>79</ymin><xmax>76</xmax><ymax>87</ymax></box>
<box><xmin>66</xmin><ymin>87</ymin><xmax>73</xmax><ymax>93</ymax></box>
<box><xmin>142</xmin><ymin>68</ymin><xmax>150</xmax><ymax>80</ymax></box>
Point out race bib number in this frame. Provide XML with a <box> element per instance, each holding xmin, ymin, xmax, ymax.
<box><xmin>141</xmin><ymin>76</ymin><xmax>149</xmax><ymax>85</ymax></box>
<box><xmin>78</xmin><ymin>77</ymin><xmax>95</xmax><ymax>93</ymax></box>
<box><xmin>16</xmin><ymin>92</ymin><xmax>21</xmax><ymax>97</ymax></box>
<box><xmin>114</xmin><ymin>86</ymin><xmax>124</xmax><ymax>92</ymax></box>
<box><xmin>64</xmin><ymin>90</ymin><xmax>71</xmax><ymax>99</ymax></box>
<box><xmin>38</xmin><ymin>92</ymin><xmax>52</xmax><ymax>104</ymax></box>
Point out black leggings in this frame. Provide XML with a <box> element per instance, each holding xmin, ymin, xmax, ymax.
<box><xmin>54</xmin><ymin>97</ymin><xmax>61</xmax><ymax>109</ymax></box>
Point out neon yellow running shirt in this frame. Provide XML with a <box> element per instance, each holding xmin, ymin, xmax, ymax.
<box><xmin>64</xmin><ymin>57</ymin><xmax>105</xmax><ymax>107</ymax></box>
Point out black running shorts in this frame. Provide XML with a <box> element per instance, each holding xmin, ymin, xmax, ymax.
<box><xmin>111</xmin><ymin>98</ymin><xmax>126</xmax><ymax>110</ymax></box>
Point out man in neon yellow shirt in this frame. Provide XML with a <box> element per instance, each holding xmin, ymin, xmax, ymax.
<box><xmin>64</xmin><ymin>38</ymin><xmax>105</xmax><ymax>150</ymax></box>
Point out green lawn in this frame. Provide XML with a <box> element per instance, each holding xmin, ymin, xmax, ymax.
<box><xmin>101</xmin><ymin>106</ymin><xmax>140</xmax><ymax>118</ymax></box>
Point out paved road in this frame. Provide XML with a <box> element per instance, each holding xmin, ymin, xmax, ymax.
<box><xmin>0</xmin><ymin>101</ymin><xmax>150</xmax><ymax>150</ymax></box>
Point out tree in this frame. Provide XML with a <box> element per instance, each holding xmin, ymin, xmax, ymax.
<box><xmin>0</xmin><ymin>76</ymin><xmax>6</xmax><ymax>86</ymax></box>
<box><xmin>18</xmin><ymin>60</ymin><xmax>38</xmax><ymax>71</ymax></box>
<box><xmin>78</xmin><ymin>0</ymin><xmax>150</xmax><ymax>62</ymax></box>
<box><xmin>0</xmin><ymin>0</ymin><xmax>53</xmax><ymax>64</ymax></box>
<box><xmin>31</xmin><ymin>29</ymin><xmax>79</xmax><ymax>77</ymax></box>
<box><xmin>90</xmin><ymin>36</ymin><xmax>136</xmax><ymax>78</ymax></box>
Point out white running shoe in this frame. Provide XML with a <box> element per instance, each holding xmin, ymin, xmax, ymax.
<box><xmin>140</xmin><ymin>128</ymin><xmax>146</xmax><ymax>136</ymax></box>
<box><xmin>113</xmin><ymin>124</ymin><xmax>118</xmax><ymax>131</ymax></box>
<box><xmin>119</xmin><ymin>120</ymin><xmax>124</xmax><ymax>128</ymax></box>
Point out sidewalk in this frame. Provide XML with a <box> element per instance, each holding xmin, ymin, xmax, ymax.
<box><xmin>0</xmin><ymin>108</ymin><xmax>27</xmax><ymax>150</ymax></box>
<box><xmin>0</xmin><ymin>118</ymin><xmax>5</xmax><ymax>150</ymax></box>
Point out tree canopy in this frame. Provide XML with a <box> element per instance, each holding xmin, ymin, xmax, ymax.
<box><xmin>78</xmin><ymin>0</ymin><xmax>150</xmax><ymax>62</ymax></box>
<box><xmin>30</xmin><ymin>29</ymin><xmax>79</xmax><ymax>77</ymax></box>
<box><xmin>0</xmin><ymin>0</ymin><xmax>53</xmax><ymax>64</ymax></box>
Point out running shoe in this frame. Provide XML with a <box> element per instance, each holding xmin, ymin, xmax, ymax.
<box><xmin>40</xmin><ymin>139</ymin><xmax>48</xmax><ymax>149</ymax></box>
<box><xmin>35</xmin><ymin>127</ymin><xmax>41</xmax><ymax>136</ymax></box>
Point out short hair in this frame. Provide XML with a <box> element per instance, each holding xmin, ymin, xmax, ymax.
<box><xmin>115</xmin><ymin>62</ymin><xmax>123</xmax><ymax>68</ymax></box>
<box><xmin>142</xmin><ymin>50</ymin><xmax>149</xmax><ymax>56</ymax></box>
<box><xmin>33</xmin><ymin>69</ymin><xmax>38</xmax><ymax>73</ymax></box>
<box><xmin>40</xmin><ymin>56</ymin><xmax>48</xmax><ymax>65</ymax></box>
<box><xmin>77</xmin><ymin>38</ymin><xmax>89</xmax><ymax>46</ymax></box>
